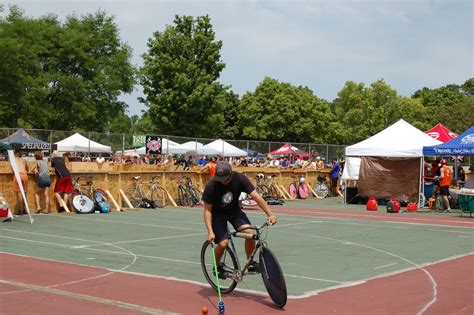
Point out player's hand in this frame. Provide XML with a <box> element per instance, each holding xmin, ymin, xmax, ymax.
<box><xmin>267</xmin><ymin>214</ymin><xmax>277</xmax><ymax>226</ymax></box>
<box><xmin>207</xmin><ymin>232</ymin><xmax>215</xmax><ymax>244</ymax></box>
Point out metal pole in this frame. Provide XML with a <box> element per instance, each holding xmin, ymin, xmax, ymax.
<box><xmin>122</xmin><ymin>134</ymin><xmax>125</xmax><ymax>157</ymax></box>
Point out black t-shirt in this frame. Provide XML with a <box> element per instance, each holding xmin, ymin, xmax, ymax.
<box><xmin>51</xmin><ymin>157</ymin><xmax>70</xmax><ymax>179</ymax></box>
<box><xmin>202</xmin><ymin>172</ymin><xmax>255</xmax><ymax>216</ymax></box>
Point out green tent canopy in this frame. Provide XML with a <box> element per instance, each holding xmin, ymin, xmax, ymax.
<box><xmin>0</xmin><ymin>142</ymin><xmax>13</xmax><ymax>151</ymax></box>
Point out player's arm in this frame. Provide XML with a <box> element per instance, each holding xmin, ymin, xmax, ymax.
<box><xmin>203</xmin><ymin>202</ymin><xmax>215</xmax><ymax>243</ymax></box>
<box><xmin>249</xmin><ymin>190</ymin><xmax>277</xmax><ymax>225</ymax></box>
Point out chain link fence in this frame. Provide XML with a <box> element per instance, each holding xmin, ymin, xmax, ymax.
<box><xmin>0</xmin><ymin>127</ymin><xmax>347</xmax><ymax>161</ymax></box>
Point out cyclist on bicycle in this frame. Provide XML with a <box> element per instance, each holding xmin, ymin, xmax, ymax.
<box><xmin>203</xmin><ymin>161</ymin><xmax>277</xmax><ymax>278</ymax></box>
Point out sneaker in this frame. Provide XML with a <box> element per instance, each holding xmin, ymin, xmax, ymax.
<box><xmin>247</xmin><ymin>261</ymin><xmax>261</xmax><ymax>273</ymax></box>
<box><xmin>2</xmin><ymin>217</ymin><xmax>12</xmax><ymax>222</ymax></box>
<box><xmin>214</xmin><ymin>265</ymin><xmax>229</xmax><ymax>279</ymax></box>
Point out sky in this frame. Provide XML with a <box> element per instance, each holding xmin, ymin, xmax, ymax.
<box><xmin>4</xmin><ymin>0</ymin><xmax>473</xmax><ymax>116</ymax></box>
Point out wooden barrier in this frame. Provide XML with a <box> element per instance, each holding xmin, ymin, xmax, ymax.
<box><xmin>0</xmin><ymin>161</ymin><xmax>330</xmax><ymax>214</ymax></box>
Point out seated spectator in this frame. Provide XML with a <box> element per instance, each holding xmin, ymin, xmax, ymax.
<box><xmin>239</xmin><ymin>156</ymin><xmax>248</xmax><ymax>167</ymax></box>
<box><xmin>96</xmin><ymin>153</ymin><xmax>105</xmax><ymax>165</ymax></box>
<box><xmin>281</xmin><ymin>157</ymin><xmax>290</xmax><ymax>168</ymax></box>
<box><xmin>198</xmin><ymin>156</ymin><xmax>207</xmax><ymax>166</ymax></box>
<box><xmin>82</xmin><ymin>154</ymin><xmax>91</xmax><ymax>162</ymax></box>
<box><xmin>316</xmin><ymin>156</ymin><xmax>324</xmax><ymax>170</ymax></box>
<box><xmin>294</xmin><ymin>155</ymin><xmax>302</xmax><ymax>168</ymax></box>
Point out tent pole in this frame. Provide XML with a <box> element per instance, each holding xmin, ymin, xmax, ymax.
<box><xmin>419</xmin><ymin>157</ymin><xmax>423</xmax><ymax>208</ymax></box>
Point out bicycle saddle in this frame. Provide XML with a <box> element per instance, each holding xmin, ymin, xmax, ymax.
<box><xmin>133</xmin><ymin>176</ymin><xmax>141</xmax><ymax>180</ymax></box>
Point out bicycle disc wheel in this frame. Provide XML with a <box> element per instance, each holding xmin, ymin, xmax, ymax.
<box><xmin>150</xmin><ymin>187</ymin><xmax>168</xmax><ymax>208</ymax></box>
<box><xmin>288</xmin><ymin>183</ymin><xmax>298</xmax><ymax>199</ymax></box>
<box><xmin>200</xmin><ymin>241</ymin><xmax>238</xmax><ymax>294</ymax></box>
<box><xmin>72</xmin><ymin>194</ymin><xmax>95</xmax><ymax>214</ymax></box>
<box><xmin>314</xmin><ymin>183</ymin><xmax>329</xmax><ymax>198</ymax></box>
<box><xmin>259</xmin><ymin>247</ymin><xmax>287</xmax><ymax>308</ymax></box>
<box><xmin>124</xmin><ymin>186</ymin><xmax>142</xmax><ymax>208</ymax></box>
<box><xmin>298</xmin><ymin>183</ymin><xmax>309</xmax><ymax>199</ymax></box>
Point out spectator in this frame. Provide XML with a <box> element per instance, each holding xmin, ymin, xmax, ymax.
<box><xmin>175</xmin><ymin>156</ymin><xmax>190</xmax><ymax>171</ymax></box>
<box><xmin>330</xmin><ymin>158</ymin><xmax>341</xmax><ymax>196</ymax></box>
<box><xmin>301</xmin><ymin>157</ymin><xmax>310</xmax><ymax>169</ymax></box>
<box><xmin>96</xmin><ymin>153</ymin><xmax>105</xmax><ymax>166</ymax></box>
<box><xmin>294</xmin><ymin>155</ymin><xmax>302</xmax><ymax>168</ymax></box>
<box><xmin>201</xmin><ymin>156</ymin><xmax>217</xmax><ymax>178</ymax></box>
<box><xmin>187</xmin><ymin>155</ymin><xmax>196</xmax><ymax>166</ymax></box>
<box><xmin>82</xmin><ymin>154</ymin><xmax>91</xmax><ymax>162</ymax></box>
<box><xmin>316</xmin><ymin>156</ymin><xmax>324</xmax><ymax>170</ymax></box>
<box><xmin>51</xmin><ymin>151</ymin><xmax>72</xmax><ymax>212</ymax></box>
<box><xmin>32</xmin><ymin>151</ymin><xmax>51</xmax><ymax>214</ymax></box>
<box><xmin>438</xmin><ymin>159</ymin><xmax>452</xmax><ymax>212</ymax></box>
<box><xmin>281</xmin><ymin>157</ymin><xmax>290</xmax><ymax>168</ymax></box>
<box><xmin>198</xmin><ymin>156</ymin><xmax>207</xmax><ymax>166</ymax></box>
<box><xmin>239</xmin><ymin>156</ymin><xmax>248</xmax><ymax>167</ymax></box>
<box><xmin>11</xmin><ymin>150</ymin><xmax>29</xmax><ymax>215</ymax></box>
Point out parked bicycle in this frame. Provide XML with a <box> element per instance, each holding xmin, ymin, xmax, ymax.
<box><xmin>289</xmin><ymin>175</ymin><xmax>309</xmax><ymax>199</ymax></box>
<box><xmin>72</xmin><ymin>176</ymin><xmax>110</xmax><ymax>214</ymax></box>
<box><xmin>314</xmin><ymin>175</ymin><xmax>329</xmax><ymax>198</ymax></box>
<box><xmin>200</xmin><ymin>221</ymin><xmax>287</xmax><ymax>308</ymax></box>
<box><xmin>175</xmin><ymin>175</ymin><xmax>201</xmax><ymax>207</ymax></box>
<box><xmin>124</xmin><ymin>176</ymin><xmax>169</xmax><ymax>208</ymax></box>
<box><xmin>255</xmin><ymin>173</ymin><xmax>279</xmax><ymax>199</ymax></box>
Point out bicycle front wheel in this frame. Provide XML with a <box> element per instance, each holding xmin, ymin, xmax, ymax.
<box><xmin>72</xmin><ymin>194</ymin><xmax>95</xmax><ymax>214</ymax></box>
<box><xmin>298</xmin><ymin>183</ymin><xmax>309</xmax><ymax>199</ymax></box>
<box><xmin>178</xmin><ymin>186</ymin><xmax>191</xmax><ymax>207</ymax></box>
<box><xmin>150</xmin><ymin>187</ymin><xmax>169</xmax><ymax>208</ymax></box>
<box><xmin>124</xmin><ymin>186</ymin><xmax>142</xmax><ymax>208</ymax></box>
<box><xmin>314</xmin><ymin>183</ymin><xmax>329</xmax><ymax>198</ymax></box>
<box><xmin>200</xmin><ymin>240</ymin><xmax>238</xmax><ymax>294</ymax></box>
<box><xmin>190</xmin><ymin>187</ymin><xmax>202</xmax><ymax>205</ymax></box>
<box><xmin>259</xmin><ymin>247</ymin><xmax>287</xmax><ymax>308</ymax></box>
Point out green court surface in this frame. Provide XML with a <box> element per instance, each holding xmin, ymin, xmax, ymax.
<box><xmin>1</xmin><ymin>200</ymin><xmax>473</xmax><ymax>297</ymax></box>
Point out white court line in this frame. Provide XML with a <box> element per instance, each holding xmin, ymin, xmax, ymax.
<box><xmin>46</xmin><ymin>214</ymin><xmax>201</xmax><ymax>231</ymax></box>
<box><xmin>374</xmin><ymin>262</ymin><xmax>397</xmax><ymax>270</ymax></box>
<box><xmin>281</xmin><ymin>230</ymin><xmax>440</xmax><ymax>315</ymax></box>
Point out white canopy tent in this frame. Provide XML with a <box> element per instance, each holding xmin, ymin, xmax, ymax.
<box><xmin>204</xmin><ymin>139</ymin><xmax>247</xmax><ymax>157</ymax></box>
<box><xmin>180</xmin><ymin>141</ymin><xmax>220</xmax><ymax>155</ymax></box>
<box><xmin>344</xmin><ymin>119</ymin><xmax>442</xmax><ymax>205</ymax></box>
<box><xmin>55</xmin><ymin>133</ymin><xmax>112</xmax><ymax>153</ymax></box>
<box><xmin>345</xmin><ymin>119</ymin><xmax>442</xmax><ymax>157</ymax></box>
<box><xmin>119</xmin><ymin>138</ymin><xmax>188</xmax><ymax>156</ymax></box>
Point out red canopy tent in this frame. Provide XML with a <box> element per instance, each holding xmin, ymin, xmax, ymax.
<box><xmin>268</xmin><ymin>143</ymin><xmax>309</xmax><ymax>158</ymax></box>
<box><xmin>425</xmin><ymin>124</ymin><xmax>458</xmax><ymax>143</ymax></box>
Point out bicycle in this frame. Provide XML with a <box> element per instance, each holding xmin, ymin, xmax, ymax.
<box><xmin>124</xmin><ymin>176</ymin><xmax>169</xmax><ymax>208</ymax></box>
<box><xmin>255</xmin><ymin>174</ymin><xmax>279</xmax><ymax>199</ymax></box>
<box><xmin>72</xmin><ymin>176</ymin><xmax>110</xmax><ymax>214</ymax></box>
<box><xmin>175</xmin><ymin>176</ymin><xmax>201</xmax><ymax>207</ymax></box>
<box><xmin>289</xmin><ymin>175</ymin><xmax>309</xmax><ymax>199</ymax></box>
<box><xmin>313</xmin><ymin>175</ymin><xmax>329</xmax><ymax>198</ymax></box>
<box><xmin>200</xmin><ymin>221</ymin><xmax>287</xmax><ymax>308</ymax></box>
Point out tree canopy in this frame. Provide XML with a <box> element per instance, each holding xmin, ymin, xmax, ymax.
<box><xmin>0</xmin><ymin>6</ymin><xmax>135</xmax><ymax>131</ymax></box>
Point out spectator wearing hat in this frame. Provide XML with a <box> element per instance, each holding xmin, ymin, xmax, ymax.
<box><xmin>202</xmin><ymin>161</ymin><xmax>277</xmax><ymax>278</ymax></box>
<box><xmin>438</xmin><ymin>159</ymin><xmax>452</xmax><ymax>212</ymax></box>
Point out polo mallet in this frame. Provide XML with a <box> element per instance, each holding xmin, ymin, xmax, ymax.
<box><xmin>211</xmin><ymin>242</ymin><xmax>225</xmax><ymax>313</ymax></box>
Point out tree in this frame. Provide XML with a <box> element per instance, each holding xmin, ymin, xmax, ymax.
<box><xmin>140</xmin><ymin>15</ymin><xmax>231</xmax><ymax>138</ymax></box>
<box><xmin>238</xmin><ymin>77</ymin><xmax>334</xmax><ymax>143</ymax></box>
<box><xmin>0</xmin><ymin>7</ymin><xmax>135</xmax><ymax>131</ymax></box>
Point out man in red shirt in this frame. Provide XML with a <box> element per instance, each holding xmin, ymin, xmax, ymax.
<box><xmin>439</xmin><ymin>159</ymin><xmax>452</xmax><ymax>212</ymax></box>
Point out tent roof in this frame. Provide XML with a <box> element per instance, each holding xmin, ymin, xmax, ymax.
<box><xmin>0</xmin><ymin>142</ymin><xmax>13</xmax><ymax>151</ymax></box>
<box><xmin>204</xmin><ymin>139</ymin><xmax>247</xmax><ymax>157</ymax></box>
<box><xmin>180</xmin><ymin>141</ymin><xmax>220</xmax><ymax>155</ymax></box>
<box><xmin>423</xmin><ymin>125</ymin><xmax>474</xmax><ymax>156</ymax></box>
<box><xmin>268</xmin><ymin>143</ymin><xmax>308</xmax><ymax>157</ymax></box>
<box><xmin>345</xmin><ymin>119</ymin><xmax>442</xmax><ymax>157</ymax></box>
<box><xmin>125</xmin><ymin>138</ymin><xmax>189</xmax><ymax>155</ymax></box>
<box><xmin>425</xmin><ymin>123</ymin><xmax>458</xmax><ymax>143</ymax></box>
<box><xmin>0</xmin><ymin>128</ymin><xmax>51</xmax><ymax>150</ymax></box>
<box><xmin>55</xmin><ymin>133</ymin><xmax>112</xmax><ymax>153</ymax></box>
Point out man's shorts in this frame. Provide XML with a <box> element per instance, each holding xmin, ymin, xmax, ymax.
<box><xmin>439</xmin><ymin>185</ymin><xmax>450</xmax><ymax>196</ymax></box>
<box><xmin>12</xmin><ymin>172</ymin><xmax>28</xmax><ymax>192</ymax></box>
<box><xmin>212</xmin><ymin>210</ymin><xmax>252</xmax><ymax>244</ymax></box>
<box><xmin>54</xmin><ymin>176</ymin><xmax>72</xmax><ymax>194</ymax></box>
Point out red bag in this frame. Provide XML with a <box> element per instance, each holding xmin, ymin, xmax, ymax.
<box><xmin>366</xmin><ymin>197</ymin><xmax>378</xmax><ymax>211</ymax></box>
<box><xmin>387</xmin><ymin>199</ymin><xmax>401</xmax><ymax>213</ymax></box>
<box><xmin>407</xmin><ymin>202</ymin><xmax>417</xmax><ymax>212</ymax></box>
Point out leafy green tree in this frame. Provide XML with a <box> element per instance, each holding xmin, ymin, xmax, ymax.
<box><xmin>140</xmin><ymin>15</ymin><xmax>231</xmax><ymax>138</ymax></box>
<box><xmin>0</xmin><ymin>6</ymin><xmax>135</xmax><ymax>130</ymax></box>
<box><xmin>238</xmin><ymin>77</ymin><xmax>334</xmax><ymax>143</ymax></box>
<box><xmin>412</xmin><ymin>84</ymin><xmax>469</xmax><ymax>108</ymax></box>
<box><xmin>432</xmin><ymin>101</ymin><xmax>474</xmax><ymax>133</ymax></box>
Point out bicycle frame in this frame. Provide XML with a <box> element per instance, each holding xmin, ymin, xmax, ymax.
<box><xmin>225</xmin><ymin>222</ymin><xmax>269</xmax><ymax>282</ymax></box>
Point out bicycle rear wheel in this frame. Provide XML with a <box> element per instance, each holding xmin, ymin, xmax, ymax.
<box><xmin>288</xmin><ymin>183</ymin><xmax>298</xmax><ymax>199</ymax></box>
<box><xmin>124</xmin><ymin>186</ymin><xmax>142</xmax><ymax>208</ymax></box>
<box><xmin>190</xmin><ymin>187</ymin><xmax>202</xmax><ymax>205</ymax></box>
<box><xmin>200</xmin><ymin>241</ymin><xmax>238</xmax><ymax>294</ymax></box>
<box><xmin>178</xmin><ymin>186</ymin><xmax>191</xmax><ymax>207</ymax></box>
<box><xmin>259</xmin><ymin>247</ymin><xmax>287</xmax><ymax>308</ymax></box>
<box><xmin>314</xmin><ymin>183</ymin><xmax>329</xmax><ymax>198</ymax></box>
<box><xmin>150</xmin><ymin>187</ymin><xmax>169</xmax><ymax>208</ymax></box>
<box><xmin>257</xmin><ymin>184</ymin><xmax>270</xmax><ymax>198</ymax></box>
<box><xmin>298</xmin><ymin>183</ymin><xmax>309</xmax><ymax>199</ymax></box>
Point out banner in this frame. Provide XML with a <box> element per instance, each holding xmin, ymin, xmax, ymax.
<box><xmin>145</xmin><ymin>136</ymin><xmax>161</xmax><ymax>154</ymax></box>
<box><xmin>133</xmin><ymin>135</ymin><xmax>146</xmax><ymax>147</ymax></box>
